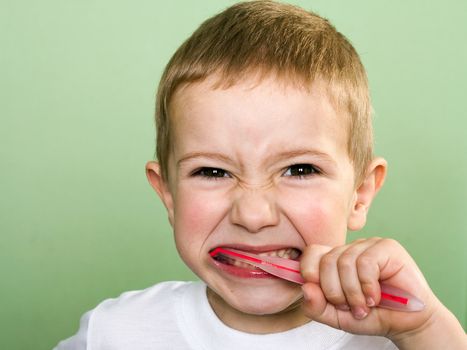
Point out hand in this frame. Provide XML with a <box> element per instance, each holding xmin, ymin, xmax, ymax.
<box><xmin>299</xmin><ymin>238</ymin><xmax>446</xmax><ymax>343</ymax></box>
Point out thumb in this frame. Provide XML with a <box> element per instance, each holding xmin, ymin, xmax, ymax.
<box><xmin>301</xmin><ymin>282</ymin><xmax>341</xmax><ymax>329</ymax></box>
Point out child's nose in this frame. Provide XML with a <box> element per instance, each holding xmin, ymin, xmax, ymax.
<box><xmin>229</xmin><ymin>188</ymin><xmax>279</xmax><ymax>233</ymax></box>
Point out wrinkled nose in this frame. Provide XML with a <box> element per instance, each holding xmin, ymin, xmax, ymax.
<box><xmin>229</xmin><ymin>188</ymin><xmax>279</xmax><ymax>233</ymax></box>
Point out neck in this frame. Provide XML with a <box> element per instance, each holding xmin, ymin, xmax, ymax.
<box><xmin>206</xmin><ymin>287</ymin><xmax>311</xmax><ymax>334</ymax></box>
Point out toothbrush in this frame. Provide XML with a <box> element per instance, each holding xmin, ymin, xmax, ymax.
<box><xmin>210</xmin><ymin>247</ymin><xmax>425</xmax><ymax>312</ymax></box>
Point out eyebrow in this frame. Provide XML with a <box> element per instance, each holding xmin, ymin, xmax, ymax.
<box><xmin>177</xmin><ymin>152</ymin><xmax>235</xmax><ymax>167</ymax></box>
<box><xmin>176</xmin><ymin>149</ymin><xmax>337</xmax><ymax>168</ymax></box>
<box><xmin>266</xmin><ymin>149</ymin><xmax>336</xmax><ymax>165</ymax></box>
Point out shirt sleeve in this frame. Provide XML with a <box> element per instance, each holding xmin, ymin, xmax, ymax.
<box><xmin>53</xmin><ymin>310</ymin><xmax>92</xmax><ymax>350</ymax></box>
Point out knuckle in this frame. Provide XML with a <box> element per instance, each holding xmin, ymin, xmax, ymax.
<box><xmin>337</xmin><ymin>254</ymin><xmax>355</xmax><ymax>272</ymax></box>
<box><xmin>350</xmin><ymin>238</ymin><xmax>366</xmax><ymax>245</ymax></box>
<box><xmin>305</xmin><ymin>244</ymin><xmax>328</xmax><ymax>256</ymax></box>
<box><xmin>301</xmin><ymin>266</ymin><xmax>317</xmax><ymax>282</ymax></box>
<box><xmin>356</xmin><ymin>254</ymin><xmax>373</xmax><ymax>270</ymax></box>
<box><xmin>305</xmin><ymin>243</ymin><xmax>321</xmax><ymax>252</ymax></box>
<box><xmin>381</xmin><ymin>238</ymin><xmax>400</xmax><ymax>248</ymax></box>
<box><xmin>344</xmin><ymin>286</ymin><xmax>361</xmax><ymax>300</ymax></box>
<box><xmin>323</xmin><ymin>289</ymin><xmax>344</xmax><ymax>303</ymax></box>
<box><xmin>360</xmin><ymin>281</ymin><xmax>376</xmax><ymax>295</ymax></box>
<box><xmin>320</xmin><ymin>254</ymin><xmax>336</xmax><ymax>270</ymax></box>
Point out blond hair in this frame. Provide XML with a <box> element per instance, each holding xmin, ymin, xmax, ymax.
<box><xmin>155</xmin><ymin>0</ymin><xmax>373</xmax><ymax>184</ymax></box>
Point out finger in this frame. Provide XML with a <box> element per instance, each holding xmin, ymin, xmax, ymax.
<box><xmin>356</xmin><ymin>247</ymin><xmax>383</xmax><ymax>307</ymax></box>
<box><xmin>319</xmin><ymin>245</ymin><xmax>349</xmax><ymax>309</ymax></box>
<box><xmin>300</xmin><ymin>244</ymin><xmax>333</xmax><ymax>284</ymax></box>
<box><xmin>301</xmin><ymin>282</ymin><xmax>340</xmax><ymax>328</ymax></box>
<box><xmin>337</xmin><ymin>239</ymin><xmax>380</xmax><ymax>318</ymax></box>
<box><xmin>302</xmin><ymin>282</ymin><xmax>387</xmax><ymax>336</ymax></box>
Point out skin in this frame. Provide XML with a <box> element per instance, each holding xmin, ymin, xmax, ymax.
<box><xmin>146</xmin><ymin>74</ymin><xmax>466</xmax><ymax>348</ymax></box>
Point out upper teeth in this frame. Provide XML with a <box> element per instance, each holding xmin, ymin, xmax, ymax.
<box><xmin>257</xmin><ymin>248</ymin><xmax>300</xmax><ymax>260</ymax></box>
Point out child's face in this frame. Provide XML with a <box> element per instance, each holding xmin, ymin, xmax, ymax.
<box><xmin>148</xmin><ymin>74</ymin><xmax>367</xmax><ymax>331</ymax></box>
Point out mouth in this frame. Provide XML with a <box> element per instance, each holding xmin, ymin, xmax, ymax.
<box><xmin>209</xmin><ymin>246</ymin><xmax>301</xmax><ymax>275</ymax></box>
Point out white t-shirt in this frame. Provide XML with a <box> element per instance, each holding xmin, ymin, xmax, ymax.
<box><xmin>54</xmin><ymin>281</ymin><xmax>397</xmax><ymax>349</ymax></box>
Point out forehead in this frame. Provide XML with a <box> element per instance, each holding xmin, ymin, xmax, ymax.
<box><xmin>168</xmin><ymin>74</ymin><xmax>349</xmax><ymax>164</ymax></box>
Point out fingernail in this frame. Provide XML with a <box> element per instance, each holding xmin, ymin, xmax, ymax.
<box><xmin>337</xmin><ymin>304</ymin><xmax>350</xmax><ymax>311</ymax></box>
<box><xmin>352</xmin><ymin>306</ymin><xmax>368</xmax><ymax>320</ymax></box>
<box><xmin>366</xmin><ymin>297</ymin><xmax>375</xmax><ymax>307</ymax></box>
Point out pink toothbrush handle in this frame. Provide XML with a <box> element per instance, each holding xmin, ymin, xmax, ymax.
<box><xmin>256</xmin><ymin>254</ymin><xmax>425</xmax><ymax>311</ymax></box>
<box><xmin>262</xmin><ymin>256</ymin><xmax>425</xmax><ymax>311</ymax></box>
<box><xmin>378</xmin><ymin>283</ymin><xmax>425</xmax><ymax>312</ymax></box>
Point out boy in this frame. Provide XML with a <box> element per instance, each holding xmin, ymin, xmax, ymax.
<box><xmin>56</xmin><ymin>1</ymin><xmax>466</xmax><ymax>349</ymax></box>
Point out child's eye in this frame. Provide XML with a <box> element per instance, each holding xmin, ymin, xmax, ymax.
<box><xmin>192</xmin><ymin>167</ymin><xmax>230</xmax><ymax>179</ymax></box>
<box><xmin>282</xmin><ymin>164</ymin><xmax>320</xmax><ymax>178</ymax></box>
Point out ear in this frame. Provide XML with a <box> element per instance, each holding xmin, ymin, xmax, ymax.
<box><xmin>145</xmin><ymin>161</ymin><xmax>175</xmax><ymax>227</ymax></box>
<box><xmin>347</xmin><ymin>157</ymin><xmax>387</xmax><ymax>231</ymax></box>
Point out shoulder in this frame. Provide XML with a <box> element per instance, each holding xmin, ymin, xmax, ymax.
<box><xmin>54</xmin><ymin>281</ymin><xmax>200</xmax><ymax>349</ymax></box>
<box><xmin>96</xmin><ymin>280</ymin><xmax>190</xmax><ymax>314</ymax></box>
<box><xmin>90</xmin><ymin>280</ymin><xmax>195</xmax><ymax>331</ymax></box>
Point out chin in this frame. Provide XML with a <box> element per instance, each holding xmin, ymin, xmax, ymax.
<box><xmin>218</xmin><ymin>282</ymin><xmax>303</xmax><ymax>316</ymax></box>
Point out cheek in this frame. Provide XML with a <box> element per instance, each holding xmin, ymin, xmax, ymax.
<box><xmin>173</xmin><ymin>189</ymin><xmax>230</xmax><ymax>249</ymax></box>
<box><xmin>280</xmin><ymin>187</ymin><xmax>348</xmax><ymax>246</ymax></box>
<box><xmin>172</xmin><ymin>188</ymin><xmax>231</xmax><ymax>276</ymax></box>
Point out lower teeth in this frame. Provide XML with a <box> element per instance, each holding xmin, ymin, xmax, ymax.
<box><xmin>214</xmin><ymin>255</ymin><xmax>259</xmax><ymax>270</ymax></box>
<box><xmin>232</xmin><ymin>260</ymin><xmax>258</xmax><ymax>269</ymax></box>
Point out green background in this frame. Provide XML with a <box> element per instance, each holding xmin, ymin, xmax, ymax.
<box><xmin>1</xmin><ymin>1</ymin><xmax>466</xmax><ymax>349</ymax></box>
